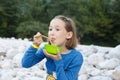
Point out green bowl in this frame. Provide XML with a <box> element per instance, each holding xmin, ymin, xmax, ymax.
<box><xmin>44</xmin><ymin>44</ymin><xmax>62</xmax><ymax>55</ymax></box>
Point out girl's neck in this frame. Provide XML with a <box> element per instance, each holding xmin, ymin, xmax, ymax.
<box><xmin>61</xmin><ymin>46</ymin><xmax>70</xmax><ymax>54</ymax></box>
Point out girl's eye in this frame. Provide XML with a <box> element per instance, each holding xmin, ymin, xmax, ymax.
<box><xmin>56</xmin><ymin>28</ymin><xmax>60</xmax><ymax>31</ymax></box>
<box><xmin>49</xmin><ymin>28</ymin><xmax>52</xmax><ymax>31</ymax></box>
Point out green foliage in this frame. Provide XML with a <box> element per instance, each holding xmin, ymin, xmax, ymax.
<box><xmin>109</xmin><ymin>0</ymin><xmax>120</xmax><ymax>45</ymax></box>
<box><xmin>77</xmin><ymin>0</ymin><xmax>114</xmax><ymax>46</ymax></box>
<box><xmin>0</xmin><ymin>0</ymin><xmax>20</xmax><ymax>37</ymax></box>
<box><xmin>0</xmin><ymin>0</ymin><xmax>120</xmax><ymax>47</ymax></box>
<box><xmin>16</xmin><ymin>21</ymin><xmax>48</xmax><ymax>39</ymax></box>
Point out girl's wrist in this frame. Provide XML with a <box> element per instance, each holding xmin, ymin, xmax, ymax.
<box><xmin>33</xmin><ymin>42</ymin><xmax>40</xmax><ymax>46</ymax></box>
<box><xmin>32</xmin><ymin>43</ymin><xmax>40</xmax><ymax>49</ymax></box>
<box><xmin>32</xmin><ymin>42</ymin><xmax>40</xmax><ymax>49</ymax></box>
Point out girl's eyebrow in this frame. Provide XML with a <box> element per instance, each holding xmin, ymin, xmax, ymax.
<box><xmin>49</xmin><ymin>25</ymin><xmax>60</xmax><ymax>28</ymax></box>
<box><xmin>54</xmin><ymin>25</ymin><xmax>60</xmax><ymax>28</ymax></box>
<box><xmin>56</xmin><ymin>26</ymin><xmax>59</xmax><ymax>27</ymax></box>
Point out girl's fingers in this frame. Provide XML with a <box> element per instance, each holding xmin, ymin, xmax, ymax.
<box><xmin>43</xmin><ymin>49</ymin><xmax>61</xmax><ymax>60</ymax></box>
<box><xmin>43</xmin><ymin>49</ymin><xmax>56</xmax><ymax>58</ymax></box>
<box><xmin>43</xmin><ymin>49</ymin><xmax>50</xmax><ymax>57</ymax></box>
<box><xmin>56</xmin><ymin>48</ymin><xmax>60</xmax><ymax>54</ymax></box>
<box><xmin>34</xmin><ymin>32</ymin><xmax>42</xmax><ymax>38</ymax></box>
<box><xmin>33</xmin><ymin>32</ymin><xmax>43</xmax><ymax>45</ymax></box>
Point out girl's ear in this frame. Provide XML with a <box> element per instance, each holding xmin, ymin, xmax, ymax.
<box><xmin>66</xmin><ymin>31</ymin><xmax>73</xmax><ymax>39</ymax></box>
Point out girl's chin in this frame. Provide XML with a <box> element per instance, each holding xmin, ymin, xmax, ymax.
<box><xmin>51</xmin><ymin>44</ymin><xmax>58</xmax><ymax>46</ymax></box>
<box><xmin>50</xmin><ymin>42</ymin><xmax>56</xmax><ymax>45</ymax></box>
<box><xmin>51</xmin><ymin>43</ymin><xmax>58</xmax><ymax>46</ymax></box>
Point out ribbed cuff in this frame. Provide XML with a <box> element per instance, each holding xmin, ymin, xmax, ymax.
<box><xmin>32</xmin><ymin>43</ymin><xmax>39</xmax><ymax>49</ymax></box>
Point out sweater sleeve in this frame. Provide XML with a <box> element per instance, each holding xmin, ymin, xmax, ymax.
<box><xmin>21</xmin><ymin>45</ymin><xmax>45</xmax><ymax>68</ymax></box>
<box><xmin>54</xmin><ymin>53</ymin><xmax>83</xmax><ymax>80</ymax></box>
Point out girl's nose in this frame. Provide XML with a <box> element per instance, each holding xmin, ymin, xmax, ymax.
<box><xmin>50</xmin><ymin>29</ymin><xmax>55</xmax><ymax>35</ymax></box>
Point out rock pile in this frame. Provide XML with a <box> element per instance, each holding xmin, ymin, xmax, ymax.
<box><xmin>0</xmin><ymin>38</ymin><xmax>120</xmax><ymax>80</ymax></box>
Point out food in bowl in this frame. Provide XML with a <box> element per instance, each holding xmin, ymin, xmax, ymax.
<box><xmin>44</xmin><ymin>44</ymin><xmax>62</xmax><ymax>55</ymax></box>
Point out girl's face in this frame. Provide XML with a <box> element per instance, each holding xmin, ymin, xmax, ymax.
<box><xmin>48</xmin><ymin>18</ymin><xmax>72</xmax><ymax>47</ymax></box>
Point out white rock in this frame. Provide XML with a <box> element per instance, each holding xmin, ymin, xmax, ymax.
<box><xmin>24</xmin><ymin>76</ymin><xmax>42</xmax><ymax>80</ymax></box>
<box><xmin>11</xmin><ymin>77</ymin><xmax>21</xmax><ymax>80</ymax></box>
<box><xmin>79</xmin><ymin>63</ymin><xmax>87</xmax><ymax>74</ymax></box>
<box><xmin>98</xmin><ymin>58</ymin><xmax>120</xmax><ymax>69</ymax></box>
<box><xmin>108</xmin><ymin>45</ymin><xmax>120</xmax><ymax>59</ymax></box>
<box><xmin>76</xmin><ymin>45</ymin><xmax>98</xmax><ymax>57</ymax></box>
<box><xmin>81</xmin><ymin>64</ymin><xmax>96</xmax><ymax>75</ymax></box>
<box><xmin>1</xmin><ymin>59</ymin><xmax>12</xmax><ymax>69</ymax></box>
<box><xmin>102</xmin><ymin>70</ymin><xmax>114</xmax><ymax>77</ymax></box>
<box><xmin>0</xmin><ymin>52</ymin><xmax>6</xmax><ymax>56</ymax></box>
<box><xmin>78</xmin><ymin>74</ymin><xmax>88</xmax><ymax>80</ymax></box>
<box><xmin>0</xmin><ymin>70</ymin><xmax>16</xmax><ymax>80</ymax></box>
<box><xmin>87</xmin><ymin>53</ymin><xmax>105</xmax><ymax>66</ymax></box>
<box><xmin>88</xmin><ymin>76</ymin><xmax>112</xmax><ymax>80</ymax></box>
<box><xmin>0</xmin><ymin>38</ymin><xmax>120</xmax><ymax>80</ymax></box>
<box><xmin>112</xmin><ymin>66</ymin><xmax>120</xmax><ymax>80</ymax></box>
<box><xmin>115</xmin><ymin>66</ymin><xmax>120</xmax><ymax>70</ymax></box>
<box><xmin>12</xmin><ymin>53</ymin><xmax>24</xmax><ymax>68</ymax></box>
<box><xmin>18</xmin><ymin>46</ymin><xmax>26</xmax><ymax>53</ymax></box>
<box><xmin>6</xmin><ymin>49</ymin><xmax>18</xmax><ymax>59</ymax></box>
<box><xmin>90</xmin><ymin>68</ymin><xmax>101</xmax><ymax>76</ymax></box>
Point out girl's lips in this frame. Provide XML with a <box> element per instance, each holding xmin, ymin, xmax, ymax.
<box><xmin>50</xmin><ymin>37</ymin><xmax>55</xmax><ymax>44</ymax></box>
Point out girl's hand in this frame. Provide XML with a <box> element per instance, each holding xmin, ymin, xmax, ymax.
<box><xmin>33</xmin><ymin>32</ymin><xmax>43</xmax><ymax>46</ymax></box>
<box><xmin>43</xmin><ymin>48</ymin><xmax>62</xmax><ymax>60</ymax></box>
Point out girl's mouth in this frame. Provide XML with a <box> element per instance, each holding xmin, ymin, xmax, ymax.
<box><xmin>50</xmin><ymin>37</ymin><xmax>55</xmax><ymax>44</ymax></box>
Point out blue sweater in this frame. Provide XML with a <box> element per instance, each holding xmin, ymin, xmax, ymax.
<box><xmin>22</xmin><ymin>45</ymin><xmax>83</xmax><ymax>80</ymax></box>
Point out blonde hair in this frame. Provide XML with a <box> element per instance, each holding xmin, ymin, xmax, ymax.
<box><xmin>53</xmin><ymin>15</ymin><xmax>77</xmax><ymax>49</ymax></box>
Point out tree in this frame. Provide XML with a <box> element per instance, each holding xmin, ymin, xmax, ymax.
<box><xmin>16</xmin><ymin>21</ymin><xmax>48</xmax><ymax>39</ymax></box>
<box><xmin>75</xmin><ymin>0</ymin><xmax>113</xmax><ymax>46</ymax></box>
<box><xmin>0</xmin><ymin>0</ymin><xmax>20</xmax><ymax>37</ymax></box>
<box><xmin>0</xmin><ymin>0</ymin><xmax>119</xmax><ymax>46</ymax></box>
<box><xmin>109</xmin><ymin>0</ymin><xmax>120</xmax><ymax>45</ymax></box>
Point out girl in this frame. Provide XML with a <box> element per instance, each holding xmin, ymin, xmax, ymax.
<box><xmin>22</xmin><ymin>15</ymin><xmax>83</xmax><ymax>80</ymax></box>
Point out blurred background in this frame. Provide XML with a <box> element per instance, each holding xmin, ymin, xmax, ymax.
<box><xmin>0</xmin><ymin>0</ymin><xmax>120</xmax><ymax>47</ymax></box>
